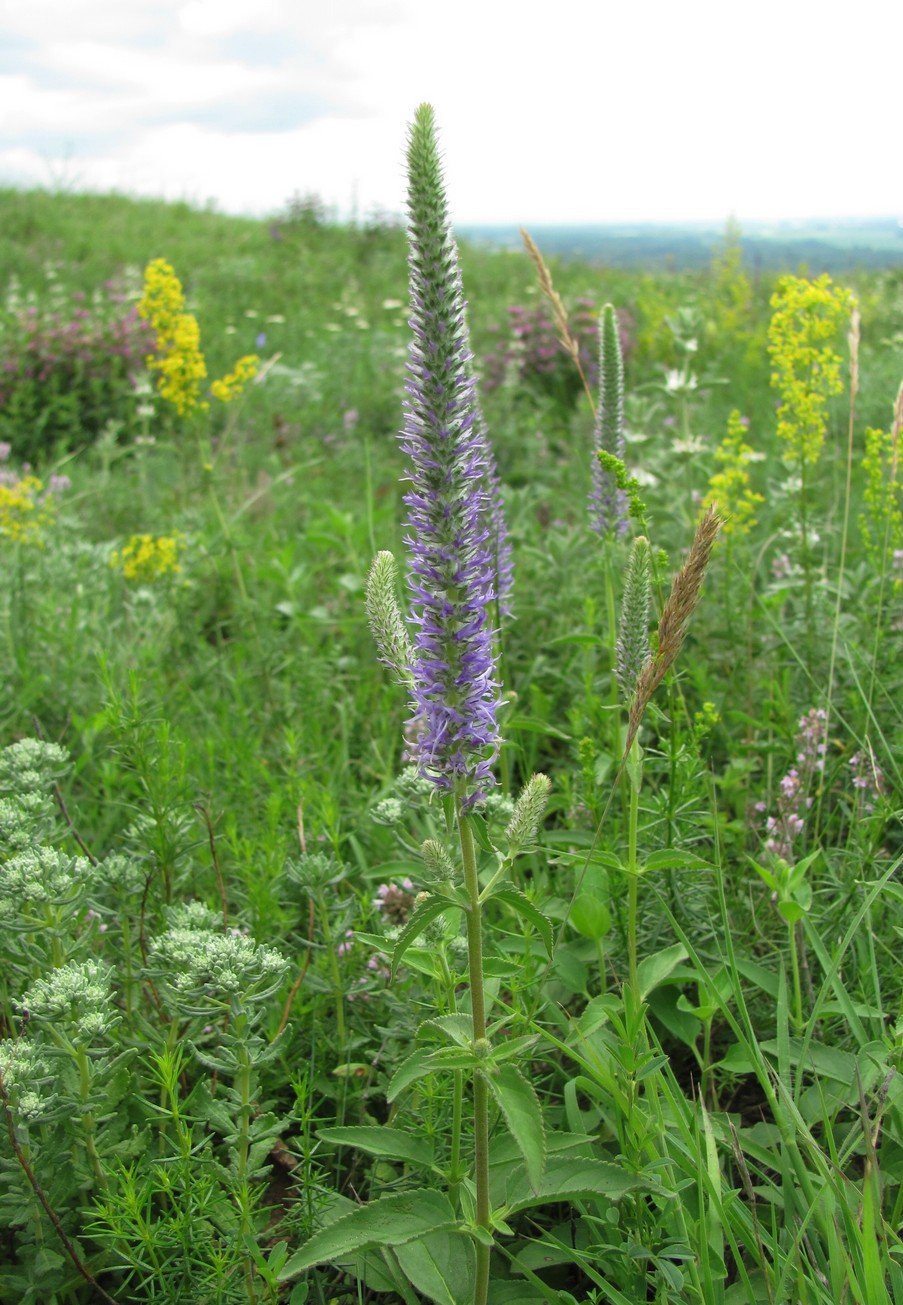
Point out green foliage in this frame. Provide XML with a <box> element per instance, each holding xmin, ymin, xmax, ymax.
<box><xmin>0</xmin><ymin>178</ymin><xmax>901</xmax><ymax>1304</ymax></box>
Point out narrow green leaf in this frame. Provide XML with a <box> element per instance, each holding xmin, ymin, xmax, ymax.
<box><xmin>386</xmin><ymin>1047</ymin><xmax>476</xmax><ymax>1103</ymax></box>
<box><xmin>391</xmin><ymin>897</ymin><xmax>463</xmax><ymax>978</ymax></box>
<box><xmin>643</xmin><ymin>849</ymin><xmax>714</xmax><ymax>873</ymax></box>
<box><xmin>316</xmin><ymin>1126</ymin><xmax>434</xmax><ymax>1167</ymax></box>
<box><xmin>490</xmin><ymin>886</ymin><xmax>554</xmax><ymax>957</ymax></box>
<box><xmin>484</xmin><ymin>1064</ymin><xmax>545</xmax><ymax>1192</ymax></box>
<box><xmin>393</xmin><ymin>1231</ymin><xmax>475</xmax><ymax>1305</ymax></box>
<box><xmin>279</xmin><ymin>1191</ymin><xmax>457</xmax><ymax>1278</ymax></box>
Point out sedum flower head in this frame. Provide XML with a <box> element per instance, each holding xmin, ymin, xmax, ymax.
<box><xmin>589</xmin><ymin>303</ymin><xmax>629</xmax><ymax>536</ymax></box>
<box><xmin>615</xmin><ymin>535</ymin><xmax>652</xmax><ymax>701</ymax></box>
<box><xmin>150</xmin><ymin>928</ymin><xmax>288</xmax><ymax>1010</ymax></box>
<box><xmin>399</xmin><ymin>103</ymin><xmax>502</xmax><ymax>803</ymax></box>
<box><xmin>0</xmin><ymin>739</ymin><xmax>69</xmax><ymax>792</ymax></box>
<box><xmin>767</xmin><ymin>273</ymin><xmax>853</xmax><ymax>468</ymax></box>
<box><xmin>0</xmin><ymin>1040</ymin><xmax>55</xmax><ymax>1121</ymax></box>
<box><xmin>703</xmin><ymin>409</ymin><xmax>765</xmax><ymax>536</ymax></box>
<box><xmin>19</xmin><ymin>959</ymin><xmax>116</xmax><ymax>1042</ymax></box>
<box><xmin>0</xmin><ymin>845</ymin><xmax>92</xmax><ymax>922</ymax></box>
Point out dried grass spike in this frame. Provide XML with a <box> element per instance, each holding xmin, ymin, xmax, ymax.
<box><xmin>624</xmin><ymin>506</ymin><xmax>723</xmax><ymax>756</ymax></box>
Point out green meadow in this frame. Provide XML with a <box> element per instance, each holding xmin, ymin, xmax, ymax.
<box><xmin>0</xmin><ymin>155</ymin><xmax>901</xmax><ymax>1305</ymax></box>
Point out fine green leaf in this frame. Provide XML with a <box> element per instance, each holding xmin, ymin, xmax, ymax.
<box><xmin>316</xmin><ymin>1126</ymin><xmax>434</xmax><ymax>1167</ymax></box>
<box><xmin>490</xmin><ymin>886</ymin><xmax>554</xmax><ymax>957</ymax></box>
<box><xmin>279</xmin><ymin>1190</ymin><xmax>457</xmax><ymax>1278</ymax></box>
<box><xmin>484</xmin><ymin>1063</ymin><xmax>546</xmax><ymax>1192</ymax></box>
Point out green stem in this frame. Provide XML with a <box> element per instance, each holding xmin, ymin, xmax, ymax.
<box><xmin>438</xmin><ymin>949</ymin><xmax>464</xmax><ymax>1208</ymax></box>
<box><xmin>458</xmin><ymin>801</ymin><xmax>491</xmax><ymax>1305</ymax></box>
<box><xmin>318</xmin><ymin>898</ymin><xmax>347</xmax><ymax>1053</ymax></box>
<box><xmin>75</xmin><ymin>1046</ymin><xmax>107</xmax><ymax>1191</ymax></box>
<box><xmin>235</xmin><ymin>1023</ymin><xmax>259</xmax><ymax>1305</ymax></box>
<box><xmin>626</xmin><ymin>737</ymin><xmax>641</xmax><ymax>997</ymax></box>
<box><xmin>788</xmin><ymin>920</ymin><xmax>804</xmax><ymax>1036</ymax></box>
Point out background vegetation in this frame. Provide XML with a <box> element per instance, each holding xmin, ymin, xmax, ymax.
<box><xmin>0</xmin><ymin>183</ymin><xmax>901</xmax><ymax>1304</ymax></box>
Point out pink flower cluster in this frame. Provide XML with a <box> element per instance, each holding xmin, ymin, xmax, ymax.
<box><xmin>850</xmin><ymin>749</ymin><xmax>885</xmax><ymax>813</ymax></box>
<box><xmin>481</xmin><ymin>299</ymin><xmax>631</xmax><ymax>410</ymax></box>
<box><xmin>756</xmin><ymin>708</ymin><xmax>827</xmax><ymax>861</ymax></box>
<box><xmin>373</xmin><ymin>878</ymin><xmax>415</xmax><ymax>925</ymax></box>
<box><xmin>0</xmin><ymin>275</ymin><xmax>155</xmax><ymax>461</ymax></box>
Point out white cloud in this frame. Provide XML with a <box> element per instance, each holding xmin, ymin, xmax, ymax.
<box><xmin>0</xmin><ymin>0</ymin><xmax>899</xmax><ymax>223</ymax></box>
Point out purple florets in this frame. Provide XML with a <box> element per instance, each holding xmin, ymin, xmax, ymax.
<box><xmin>400</xmin><ymin>105</ymin><xmax>502</xmax><ymax>803</ymax></box>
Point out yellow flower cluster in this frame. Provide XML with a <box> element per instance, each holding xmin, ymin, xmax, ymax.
<box><xmin>767</xmin><ymin>274</ymin><xmax>853</xmax><ymax>468</ymax></box>
<box><xmin>0</xmin><ymin>476</ymin><xmax>54</xmax><ymax>545</ymax></box>
<box><xmin>138</xmin><ymin>259</ymin><xmax>209</xmax><ymax>417</ymax></box>
<box><xmin>210</xmin><ymin>354</ymin><xmax>260</xmax><ymax>404</ymax></box>
<box><xmin>110</xmin><ymin>532</ymin><xmax>184</xmax><ymax>583</ymax></box>
<box><xmin>703</xmin><ymin>410</ymin><xmax>765</xmax><ymax>536</ymax></box>
<box><xmin>859</xmin><ymin>391</ymin><xmax>902</xmax><ymax>587</ymax></box>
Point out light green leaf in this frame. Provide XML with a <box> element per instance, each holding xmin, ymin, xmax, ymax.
<box><xmin>503</xmin><ymin>1156</ymin><xmax>657</xmax><ymax>1214</ymax></box>
<box><xmin>643</xmin><ymin>849</ymin><xmax>714</xmax><ymax>873</ymax></box>
<box><xmin>636</xmin><ymin>943</ymin><xmax>688</xmax><ymax>999</ymax></box>
<box><xmin>394</xmin><ymin>1231</ymin><xmax>475</xmax><ymax>1305</ymax></box>
<box><xmin>484</xmin><ymin>1064</ymin><xmax>545</xmax><ymax>1192</ymax></box>
<box><xmin>317</xmin><ymin>1126</ymin><xmax>434</xmax><ymax>1167</ymax></box>
<box><xmin>418</xmin><ymin>1014</ymin><xmax>474</xmax><ymax>1048</ymax></box>
<box><xmin>570</xmin><ymin>893</ymin><xmax>611</xmax><ymax>942</ymax></box>
<box><xmin>279</xmin><ymin>1191</ymin><xmax>457</xmax><ymax>1278</ymax></box>
<box><xmin>386</xmin><ymin>1047</ymin><xmax>475</xmax><ymax>1103</ymax></box>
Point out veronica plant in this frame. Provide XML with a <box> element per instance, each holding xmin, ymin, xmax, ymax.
<box><xmin>282</xmin><ymin>103</ymin><xmax>548</xmax><ymax>1305</ymax></box>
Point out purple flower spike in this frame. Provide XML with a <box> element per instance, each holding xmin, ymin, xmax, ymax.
<box><xmin>400</xmin><ymin>104</ymin><xmax>502</xmax><ymax>803</ymax></box>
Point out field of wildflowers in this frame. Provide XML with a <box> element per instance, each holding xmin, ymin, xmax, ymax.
<box><xmin>0</xmin><ymin>105</ymin><xmax>901</xmax><ymax>1305</ymax></box>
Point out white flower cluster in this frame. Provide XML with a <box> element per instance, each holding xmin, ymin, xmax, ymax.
<box><xmin>150</xmin><ymin>929</ymin><xmax>288</xmax><ymax>1005</ymax></box>
<box><xmin>0</xmin><ymin>739</ymin><xmax>69</xmax><ymax>792</ymax></box>
<box><xmin>0</xmin><ymin>845</ymin><xmax>93</xmax><ymax>920</ymax></box>
<box><xmin>18</xmin><ymin>959</ymin><xmax>116</xmax><ymax>1043</ymax></box>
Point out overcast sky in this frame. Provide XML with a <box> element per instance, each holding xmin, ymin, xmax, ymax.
<box><xmin>1</xmin><ymin>0</ymin><xmax>900</xmax><ymax>226</ymax></box>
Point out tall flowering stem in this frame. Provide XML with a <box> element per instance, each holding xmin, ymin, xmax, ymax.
<box><xmin>401</xmin><ymin>104</ymin><xmax>502</xmax><ymax>804</ymax></box>
<box><xmin>400</xmin><ymin>102</ymin><xmax>504</xmax><ymax>1302</ymax></box>
<box><xmin>589</xmin><ymin>304</ymin><xmax>629</xmax><ymax>538</ymax></box>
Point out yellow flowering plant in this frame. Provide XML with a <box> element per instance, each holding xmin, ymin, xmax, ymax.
<box><xmin>0</xmin><ymin>475</ymin><xmax>55</xmax><ymax>545</ymax></box>
<box><xmin>110</xmin><ymin>532</ymin><xmax>185</xmax><ymax>583</ymax></box>
<box><xmin>859</xmin><ymin>383</ymin><xmax>903</xmax><ymax>590</ymax></box>
<box><xmin>703</xmin><ymin>409</ymin><xmax>764</xmax><ymax>537</ymax></box>
<box><xmin>767</xmin><ymin>273</ymin><xmax>853</xmax><ymax>469</ymax></box>
<box><xmin>137</xmin><ymin>259</ymin><xmax>259</xmax><ymax>417</ymax></box>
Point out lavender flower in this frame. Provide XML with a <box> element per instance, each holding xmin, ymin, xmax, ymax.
<box><xmin>398</xmin><ymin>104</ymin><xmax>502</xmax><ymax>802</ymax></box>
<box><xmin>590</xmin><ymin>303</ymin><xmax>629</xmax><ymax>537</ymax></box>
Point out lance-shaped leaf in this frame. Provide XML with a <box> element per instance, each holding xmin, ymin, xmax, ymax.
<box><xmin>391</xmin><ymin>896</ymin><xmax>465</xmax><ymax>979</ymax></box>
<box><xmin>484</xmin><ymin>1063</ymin><xmax>545</xmax><ymax>1193</ymax></box>
<box><xmin>394</xmin><ymin>1231</ymin><xmax>476</xmax><ymax>1305</ymax></box>
<box><xmin>316</xmin><ymin>1126</ymin><xmax>435</xmax><ymax>1168</ymax></box>
<box><xmin>280</xmin><ymin>1190</ymin><xmax>457</xmax><ymax>1278</ymax></box>
<box><xmin>489</xmin><ymin>886</ymin><xmax>553</xmax><ymax>957</ymax></box>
